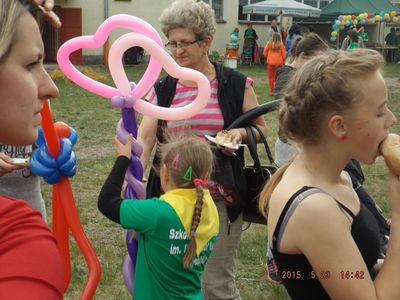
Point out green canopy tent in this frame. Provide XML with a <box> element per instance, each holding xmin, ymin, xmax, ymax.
<box><xmin>296</xmin><ymin>0</ymin><xmax>397</xmax><ymax>22</ymax></box>
<box><xmin>321</xmin><ymin>0</ymin><xmax>396</xmax><ymax>17</ymax></box>
<box><xmin>296</xmin><ymin>0</ymin><xmax>397</xmax><ymax>48</ymax></box>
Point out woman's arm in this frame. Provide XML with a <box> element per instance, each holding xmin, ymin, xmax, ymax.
<box><xmin>98</xmin><ymin>156</ymin><xmax>130</xmax><ymax>223</ymax></box>
<box><xmin>137</xmin><ymin>115</ymin><xmax>158</xmax><ymax>172</ymax></box>
<box><xmin>373</xmin><ymin>170</ymin><xmax>400</xmax><ymax>299</ymax></box>
<box><xmin>98</xmin><ymin>135</ymin><xmax>133</xmax><ymax>223</ymax></box>
<box><xmin>228</xmin><ymin>85</ymin><xmax>267</xmax><ymax>145</ymax></box>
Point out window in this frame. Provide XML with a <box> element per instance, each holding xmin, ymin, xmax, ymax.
<box><xmin>304</xmin><ymin>0</ymin><xmax>318</xmax><ymax>8</ymax></box>
<box><xmin>202</xmin><ymin>0</ymin><xmax>224</xmax><ymax>21</ymax></box>
<box><xmin>239</xmin><ymin>0</ymin><xmax>277</xmax><ymax>22</ymax></box>
<box><xmin>319</xmin><ymin>1</ymin><xmax>330</xmax><ymax>8</ymax></box>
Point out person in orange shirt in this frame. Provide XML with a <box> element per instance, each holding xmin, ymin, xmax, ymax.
<box><xmin>263</xmin><ymin>33</ymin><xmax>286</xmax><ymax>96</ymax></box>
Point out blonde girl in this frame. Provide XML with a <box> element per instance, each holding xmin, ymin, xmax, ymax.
<box><xmin>263</xmin><ymin>32</ymin><xmax>286</xmax><ymax>95</ymax></box>
<box><xmin>98</xmin><ymin>134</ymin><xmax>218</xmax><ymax>299</ymax></box>
<box><xmin>259</xmin><ymin>49</ymin><xmax>400</xmax><ymax>299</ymax></box>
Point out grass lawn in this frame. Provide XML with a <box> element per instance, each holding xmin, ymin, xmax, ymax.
<box><xmin>44</xmin><ymin>61</ymin><xmax>400</xmax><ymax>300</ymax></box>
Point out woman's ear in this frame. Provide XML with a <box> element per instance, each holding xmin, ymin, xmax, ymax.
<box><xmin>202</xmin><ymin>36</ymin><xmax>213</xmax><ymax>53</ymax></box>
<box><xmin>328</xmin><ymin>114</ymin><xmax>347</xmax><ymax>140</ymax></box>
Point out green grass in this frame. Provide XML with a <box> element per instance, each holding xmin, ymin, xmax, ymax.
<box><xmin>43</xmin><ymin>62</ymin><xmax>400</xmax><ymax>300</ymax></box>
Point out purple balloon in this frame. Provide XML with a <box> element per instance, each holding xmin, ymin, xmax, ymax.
<box><xmin>126</xmin><ymin>230</ymin><xmax>138</xmax><ymax>262</ymax></box>
<box><xmin>122</xmin><ymin>254</ymin><xmax>135</xmax><ymax>295</ymax></box>
<box><xmin>114</xmin><ymin>83</ymin><xmax>147</xmax><ymax>294</ymax></box>
<box><xmin>122</xmin><ymin>108</ymin><xmax>138</xmax><ymax>137</ymax></box>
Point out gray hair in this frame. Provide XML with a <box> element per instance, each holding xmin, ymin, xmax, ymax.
<box><xmin>159</xmin><ymin>0</ymin><xmax>216</xmax><ymax>39</ymax></box>
<box><xmin>0</xmin><ymin>0</ymin><xmax>28</xmax><ymax>63</ymax></box>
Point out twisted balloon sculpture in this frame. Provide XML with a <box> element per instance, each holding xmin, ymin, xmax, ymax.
<box><xmin>32</xmin><ymin>100</ymin><xmax>101</xmax><ymax>299</ymax></box>
<box><xmin>57</xmin><ymin>14</ymin><xmax>211</xmax><ymax>295</ymax></box>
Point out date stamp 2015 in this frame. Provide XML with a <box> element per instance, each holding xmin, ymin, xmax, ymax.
<box><xmin>280</xmin><ymin>270</ymin><xmax>365</xmax><ymax>280</ymax></box>
<box><xmin>280</xmin><ymin>270</ymin><xmax>331</xmax><ymax>280</ymax></box>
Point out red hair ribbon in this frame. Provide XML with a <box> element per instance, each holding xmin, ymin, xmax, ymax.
<box><xmin>193</xmin><ymin>178</ymin><xmax>208</xmax><ymax>188</ymax></box>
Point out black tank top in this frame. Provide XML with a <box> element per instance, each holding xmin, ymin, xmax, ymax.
<box><xmin>271</xmin><ymin>186</ymin><xmax>380</xmax><ymax>299</ymax></box>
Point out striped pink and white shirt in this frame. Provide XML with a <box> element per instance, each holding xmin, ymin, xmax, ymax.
<box><xmin>147</xmin><ymin>77</ymin><xmax>253</xmax><ymax>138</ymax></box>
<box><xmin>147</xmin><ymin>76</ymin><xmax>253</xmax><ymax>198</ymax></box>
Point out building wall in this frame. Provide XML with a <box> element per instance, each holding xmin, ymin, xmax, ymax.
<box><xmin>54</xmin><ymin>0</ymin><xmax>397</xmax><ymax>64</ymax></box>
<box><xmin>55</xmin><ymin>0</ymin><xmax>252</xmax><ymax>63</ymax></box>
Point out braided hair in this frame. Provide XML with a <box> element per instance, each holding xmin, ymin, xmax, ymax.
<box><xmin>259</xmin><ymin>49</ymin><xmax>384</xmax><ymax>216</ymax></box>
<box><xmin>156</xmin><ymin>133</ymin><xmax>213</xmax><ymax>268</ymax></box>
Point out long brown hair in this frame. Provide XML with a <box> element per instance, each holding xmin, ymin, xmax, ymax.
<box><xmin>157</xmin><ymin>133</ymin><xmax>213</xmax><ymax>268</ymax></box>
<box><xmin>259</xmin><ymin>49</ymin><xmax>384</xmax><ymax>216</ymax></box>
<box><xmin>292</xmin><ymin>32</ymin><xmax>329</xmax><ymax>58</ymax></box>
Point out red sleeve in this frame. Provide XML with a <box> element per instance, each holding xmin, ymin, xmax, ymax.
<box><xmin>0</xmin><ymin>195</ymin><xmax>64</xmax><ymax>299</ymax></box>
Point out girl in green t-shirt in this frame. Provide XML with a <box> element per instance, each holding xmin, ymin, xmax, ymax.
<box><xmin>98</xmin><ymin>134</ymin><xmax>219</xmax><ymax>299</ymax></box>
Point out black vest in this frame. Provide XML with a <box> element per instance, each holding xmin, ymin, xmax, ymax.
<box><xmin>146</xmin><ymin>61</ymin><xmax>247</xmax><ymax>222</ymax></box>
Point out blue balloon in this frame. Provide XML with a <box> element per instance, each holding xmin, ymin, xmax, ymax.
<box><xmin>30</xmin><ymin>127</ymin><xmax>78</xmax><ymax>184</ymax></box>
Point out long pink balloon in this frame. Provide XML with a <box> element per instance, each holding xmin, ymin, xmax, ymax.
<box><xmin>57</xmin><ymin>14</ymin><xmax>163</xmax><ymax>101</ymax></box>
<box><xmin>109</xmin><ymin>32</ymin><xmax>210</xmax><ymax>120</ymax></box>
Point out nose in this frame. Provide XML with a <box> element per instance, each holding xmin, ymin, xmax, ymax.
<box><xmin>39</xmin><ymin>67</ymin><xmax>59</xmax><ymax>101</ymax></box>
<box><xmin>387</xmin><ymin>109</ymin><xmax>397</xmax><ymax>128</ymax></box>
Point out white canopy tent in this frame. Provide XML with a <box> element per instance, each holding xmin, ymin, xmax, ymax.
<box><xmin>243</xmin><ymin>0</ymin><xmax>322</xmax><ymax>18</ymax></box>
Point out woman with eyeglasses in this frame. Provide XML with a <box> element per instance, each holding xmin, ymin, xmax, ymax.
<box><xmin>137</xmin><ymin>0</ymin><xmax>267</xmax><ymax>299</ymax></box>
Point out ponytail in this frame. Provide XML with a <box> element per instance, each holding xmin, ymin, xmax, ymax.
<box><xmin>258</xmin><ymin>163</ymin><xmax>290</xmax><ymax>217</ymax></box>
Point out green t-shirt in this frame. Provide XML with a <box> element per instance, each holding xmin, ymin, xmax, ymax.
<box><xmin>347</xmin><ymin>41</ymin><xmax>359</xmax><ymax>51</ymax></box>
<box><xmin>120</xmin><ymin>198</ymin><xmax>218</xmax><ymax>300</ymax></box>
<box><xmin>394</xmin><ymin>35</ymin><xmax>400</xmax><ymax>46</ymax></box>
<box><xmin>385</xmin><ymin>33</ymin><xmax>397</xmax><ymax>46</ymax></box>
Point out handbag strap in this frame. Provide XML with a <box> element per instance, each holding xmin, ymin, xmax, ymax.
<box><xmin>245</xmin><ymin>124</ymin><xmax>277</xmax><ymax>167</ymax></box>
<box><xmin>248</xmin><ymin>124</ymin><xmax>276</xmax><ymax>166</ymax></box>
<box><xmin>245</xmin><ymin>126</ymin><xmax>262</xmax><ymax>174</ymax></box>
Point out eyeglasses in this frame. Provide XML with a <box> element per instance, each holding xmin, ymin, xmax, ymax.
<box><xmin>165</xmin><ymin>39</ymin><xmax>202</xmax><ymax>50</ymax></box>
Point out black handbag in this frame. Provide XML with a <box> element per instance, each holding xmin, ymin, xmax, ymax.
<box><xmin>243</xmin><ymin>124</ymin><xmax>278</xmax><ymax>224</ymax></box>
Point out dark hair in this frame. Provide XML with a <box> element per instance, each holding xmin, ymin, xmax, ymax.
<box><xmin>292</xmin><ymin>33</ymin><xmax>329</xmax><ymax>58</ymax></box>
<box><xmin>288</xmin><ymin>23</ymin><xmax>301</xmax><ymax>37</ymax></box>
<box><xmin>347</xmin><ymin>29</ymin><xmax>358</xmax><ymax>42</ymax></box>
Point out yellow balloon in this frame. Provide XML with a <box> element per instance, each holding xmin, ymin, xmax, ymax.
<box><xmin>393</xmin><ymin>17</ymin><xmax>398</xmax><ymax>23</ymax></box>
<box><xmin>331</xmin><ymin>31</ymin><xmax>338</xmax><ymax>36</ymax></box>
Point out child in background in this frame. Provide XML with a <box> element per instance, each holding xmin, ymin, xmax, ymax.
<box><xmin>263</xmin><ymin>32</ymin><xmax>286</xmax><ymax>96</ymax></box>
<box><xmin>98</xmin><ymin>134</ymin><xmax>219</xmax><ymax>300</ymax></box>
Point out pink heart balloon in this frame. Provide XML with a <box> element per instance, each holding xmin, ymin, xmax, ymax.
<box><xmin>57</xmin><ymin>14</ymin><xmax>163</xmax><ymax>101</ymax></box>
<box><xmin>109</xmin><ymin>32</ymin><xmax>210</xmax><ymax>120</ymax></box>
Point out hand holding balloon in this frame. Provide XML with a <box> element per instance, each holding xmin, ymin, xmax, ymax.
<box><xmin>115</xmin><ymin>134</ymin><xmax>133</xmax><ymax>159</ymax></box>
<box><xmin>380</xmin><ymin>133</ymin><xmax>400</xmax><ymax>176</ymax></box>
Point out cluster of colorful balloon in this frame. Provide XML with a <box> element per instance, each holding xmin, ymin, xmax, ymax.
<box><xmin>330</xmin><ymin>11</ymin><xmax>399</xmax><ymax>42</ymax></box>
